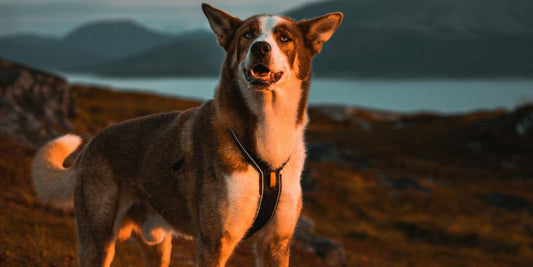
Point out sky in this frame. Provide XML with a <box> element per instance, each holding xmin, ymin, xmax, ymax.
<box><xmin>0</xmin><ymin>0</ymin><xmax>322</xmax><ymax>37</ymax></box>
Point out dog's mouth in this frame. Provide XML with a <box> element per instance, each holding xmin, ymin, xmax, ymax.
<box><xmin>244</xmin><ymin>64</ymin><xmax>283</xmax><ymax>87</ymax></box>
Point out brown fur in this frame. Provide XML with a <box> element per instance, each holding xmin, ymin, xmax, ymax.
<box><xmin>32</xmin><ymin>4</ymin><xmax>342</xmax><ymax>267</ymax></box>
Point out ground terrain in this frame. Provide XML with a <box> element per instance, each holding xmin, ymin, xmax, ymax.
<box><xmin>1</xmin><ymin>65</ymin><xmax>532</xmax><ymax>266</ymax></box>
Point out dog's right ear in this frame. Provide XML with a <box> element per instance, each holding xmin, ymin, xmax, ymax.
<box><xmin>202</xmin><ymin>3</ymin><xmax>242</xmax><ymax>51</ymax></box>
<box><xmin>299</xmin><ymin>12</ymin><xmax>343</xmax><ymax>55</ymax></box>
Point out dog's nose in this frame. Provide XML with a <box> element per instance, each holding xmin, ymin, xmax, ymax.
<box><xmin>251</xmin><ymin>41</ymin><xmax>271</xmax><ymax>57</ymax></box>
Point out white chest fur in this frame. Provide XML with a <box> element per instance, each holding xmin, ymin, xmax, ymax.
<box><xmin>224</xmin><ymin>137</ymin><xmax>305</xmax><ymax>239</ymax></box>
<box><xmin>224</xmin><ymin>166</ymin><xmax>261</xmax><ymax>239</ymax></box>
<box><xmin>253</xmin><ymin>77</ymin><xmax>306</xmax><ymax>169</ymax></box>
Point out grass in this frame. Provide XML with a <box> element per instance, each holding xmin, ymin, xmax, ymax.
<box><xmin>1</xmin><ymin>85</ymin><xmax>532</xmax><ymax>266</ymax></box>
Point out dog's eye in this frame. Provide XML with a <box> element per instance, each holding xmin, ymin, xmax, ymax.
<box><xmin>244</xmin><ymin>32</ymin><xmax>254</xmax><ymax>39</ymax></box>
<box><xmin>280</xmin><ymin>35</ymin><xmax>291</xmax><ymax>42</ymax></box>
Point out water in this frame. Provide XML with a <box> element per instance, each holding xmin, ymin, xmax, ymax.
<box><xmin>63</xmin><ymin>74</ymin><xmax>533</xmax><ymax>114</ymax></box>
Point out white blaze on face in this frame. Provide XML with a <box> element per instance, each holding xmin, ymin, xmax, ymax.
<box><xmin>243</xmin><ymin>15</ymin><xmax>290</xmax><ymax>75</ymax></box>
<box><xmin>236</xmin><ymin>16</ymin><xmax>307</xmax><ymax>169</ymax></box>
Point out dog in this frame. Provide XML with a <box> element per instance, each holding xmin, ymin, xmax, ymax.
<box><xmin>31</xmin><ymin>3</ymin><xmax>342</xmax><ymax>266</ymax></box>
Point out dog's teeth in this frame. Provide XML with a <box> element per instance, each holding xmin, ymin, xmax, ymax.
<box><xmin>250</xmin><ymin>68</ymin><xmax>270</xmax><ymax>78</ymax></box>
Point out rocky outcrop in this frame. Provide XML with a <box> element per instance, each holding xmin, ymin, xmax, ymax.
<box><xmin>0</xmin><ymin>59</ymin><xmax>74</xmax><ymax>146</ymax></box>
<box><xmin>294</xmin><ymin>216</ymin><xmax>347</xmax><ymax>266</ymax></box>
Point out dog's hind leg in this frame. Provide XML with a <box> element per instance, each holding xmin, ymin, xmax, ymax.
<box><xmin>131</xmin><ymin>232</ymin><xmax>172</xmax><ymax>267</ymax></box>
<box><xmin>74</xmin><ymin>166</ymin><xmax>120</xmax><ymax>267</ymax></box>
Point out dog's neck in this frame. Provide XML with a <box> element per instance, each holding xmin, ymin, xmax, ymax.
<box><xmin>215</xmin><ymin>71</ymin><xmax>309</xmax><ymax>169</ymax></box>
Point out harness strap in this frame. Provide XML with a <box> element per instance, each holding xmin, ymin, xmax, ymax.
<box><xmin>229</xmin><ymin>129</ymin><xmax>289</xmax><ymax>239</ymax></box>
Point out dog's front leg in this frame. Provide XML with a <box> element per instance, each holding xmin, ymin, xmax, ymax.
<box><xmin>253</xmin><ymin>191</ymin><xmax>302</xmax><ymax>267</ymax></box>
<box><xmin>196</xmin><ymin>167</ymin><xmax>262</xmax><ymax>266</ymax></box>
<box><xmin>254</xmin><ymin>234</ymin><xmax>292</xmax><ymax>267</ymax></box>
<box><xmin>196</xmin><ymin>231</ymin><xmax>242</xmax><ymax>267</ymax></box>
<box><xmin>196</xmin><ymin>180</ymin><xmax>254</xmax><ymax>267</ymax></box>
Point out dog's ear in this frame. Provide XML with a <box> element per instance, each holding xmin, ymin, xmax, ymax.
<box><xmin>299</xmin><ymin>12</ymin><xmax>343</xmax><ymax>55</ymax></box>
<box><xmin>202</xmin><ymin>3</ymin><xmax>242</xmax><ymax>50</ymax></box>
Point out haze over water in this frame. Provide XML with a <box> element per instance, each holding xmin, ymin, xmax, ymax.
<box><xmin>64</xmin><ymin>74</ymin><xmax>533</xmax><ymax>114</ymax></box>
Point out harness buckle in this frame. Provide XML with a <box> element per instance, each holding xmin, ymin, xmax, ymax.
<box><xmin>268</xmin><ymin>171</ymin><xmax>277</xmax><ymax>190</ymax></box>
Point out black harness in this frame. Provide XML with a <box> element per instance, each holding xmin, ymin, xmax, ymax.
<box><xmin>229</xmin><ymin>129</ymin><xmax>289</xmax><ymax>239</ymax></box>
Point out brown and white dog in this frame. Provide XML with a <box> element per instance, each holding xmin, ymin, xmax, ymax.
<box><xmin>31</xmin><ymin>3</ymin><xmax>342</xmax><ymax>267</ymax></box>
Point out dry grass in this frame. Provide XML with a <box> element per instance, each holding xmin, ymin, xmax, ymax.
<box><xmin>1</xmin><ymin>85</ymin><xmax>532</xmax><ymax>266</ymax></box>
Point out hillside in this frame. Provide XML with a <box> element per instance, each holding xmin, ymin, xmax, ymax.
<box><xmin>0</xmin><ymin>20</ymin><xmax>177</xmax><ymax>71</ymax></box>
<box><xmin>1</xmin><ymin>60</ymin><xmax>533</xmax><ymax>266</ymax></box>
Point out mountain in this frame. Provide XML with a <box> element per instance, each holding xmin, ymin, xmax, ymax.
<box><xmin>80</xmin><ymin>0</ymin><xmax>533</xmax><ymax>78</ymax></box>
<box><xmin>286</xmin><ymin>0</ymin><xmax>533</xmax><ymax>77</ymax></box>
<box><xmin>0</xmin><ymin>34</ymin><xmax>107</xmax><ymax>70</ymax></box>
<box><xmin>61</xmin><ymin>20</ymin><xmax>176</xmax><ymax>59</ymax></box>
<box><xmin>0</xmin><ymin>20</ymin><xmax>177</xmax><ymax>71</ymax></box>
<box><xmin>0</xmin><ymin>34</ymin><xmax>59</xmax><ymax>46</ymax></box>
<box><xmin>2</xmin><ymin>0</ymin><xmax>532</xmax><ymax>77</ymax></box>
<box><xmin>78</xmin><ymin>31</ymin><xmax>224</xmax><ymax>77</ymax></box>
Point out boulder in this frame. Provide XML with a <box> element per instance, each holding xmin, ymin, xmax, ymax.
<box><xmin>0</xmin><ymin>59</ymin><xmax>74</xmax><ymax>146</ymax></box>
<box><xmin>293</xmin><ymin>216</ymin><xmax>347</xmax><ymax>266</ymax></box>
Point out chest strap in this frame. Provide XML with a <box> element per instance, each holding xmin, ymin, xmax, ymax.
<box><xmin>229</xmin><ymin>129</ymin><xmax>289</xmax><ymax>239</ymax></box>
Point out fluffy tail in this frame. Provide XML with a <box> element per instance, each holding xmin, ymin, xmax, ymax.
<box><xmin>32</xmin><ymin>134</ymin><xmax>82</xmax><ymax>210</ymax></box>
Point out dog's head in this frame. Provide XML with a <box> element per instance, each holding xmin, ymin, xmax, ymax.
<box><xmin>202</xmin><ymin>3</ymin><xmax>342</xmax><ymax>94</ymax></box>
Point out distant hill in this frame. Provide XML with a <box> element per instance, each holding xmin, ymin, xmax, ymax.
<box><xmin>286</xmin><ymin>0</ymin><xmax>533</xmax><ymax>77</ymax></box>
<box><xmin>0</xmin><ymin>34</ymin><xmax>107</xmax><ymax>70</ymax></box>
<box><xmin>0</xmin><ymin>20</ymin><xmax>177</xmax><ymax>71</ymax></box>
<box><xmin>77</xmin><ymin>31</ymin><xmax>224</xmax><ymax>77</ymax></box>
<box><xmin>80</xmin><ymin>0</ymin><xmax>533</xmax><ymax>78</ymax></box>
<box><xmin>61</xmin><ymin>20</ymin><xmax>175</xmax><ymax>59</ymax></box>
<box><xmin>1</xmin><ymin>0</ymin><xmax>532</xmax><ymax>77</ymax></box>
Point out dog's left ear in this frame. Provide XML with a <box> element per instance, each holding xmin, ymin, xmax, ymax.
<box><xmin>202</xmin><ymin>3</ymin><xmax>242</xmax><ymax>51</ymax></box>
<box><xmin>299</xmin><ymin>12</ymin><xmax>343</xmax><ymax>55</ymax></box>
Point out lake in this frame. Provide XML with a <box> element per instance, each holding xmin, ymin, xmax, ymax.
<box><xmin>63</xmin><ymin>74</ymin><xmax>533</xmax><ymax>114</ymax></box>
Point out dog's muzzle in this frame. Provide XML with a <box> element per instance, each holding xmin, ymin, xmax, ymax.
<box><xmin>244</xmin><ymin>64</ymin><xmax>283</xmax><ymax>87</ymax></box>
<box><xmin>243</xmin><ymin>41</ymin><xmax>284</xmax><ymax>87</ymax></box>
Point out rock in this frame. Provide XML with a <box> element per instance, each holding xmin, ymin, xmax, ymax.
<box><xmin>0</xmin><ymin>59</ymin><xmax>74</xmax><ymax>146</ymax></box>
<box><xmin>515</xmin><ymin>111</ymin><xmax>533</xmax><ymax>137</ymax></box>
<box><xmin>466</xmin><ymin>105</ymin><xmax>533</xmax><ymax>154</ymax></box>
<box><xmin>315</xmin><ymin>105</ymin><xmax>401</xmax><ymax>127</ymax></box>
<box><xmin>300</xmin><ymin>171</ymin><xmax>320</xmax><ymax>193</ymax></box>
<box><xmin>379</xmin><ymin>174</ymin><xmax>432</xmax><ymax>193</ymax></box>
<box><xmin>485</xmin><ymin>192</ymin><xmax>530</xmax><ymax>212</ymax></box>
<box><xmin>293</xmin><ymin>216</ymin><xmax>347</xmax><ymax>266</ymax></box>
<box><xmin>317</xmin><ymin>106</ymin><xmax>358</xmax><ymax>123</ymax></box>
<box><xmin>307</xmin><ymin>141</ymin><xmax>371</xmax><ymax>169</ymax></box>
<box><xmin>307</xmin><ymin>142</ymin><xmax>338</xmax><ymax>162</ymax></box>
<box><xmin>296</xmin><ymin>215</ymin><xmax>316</xmax><ymax>233</ymax></box>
